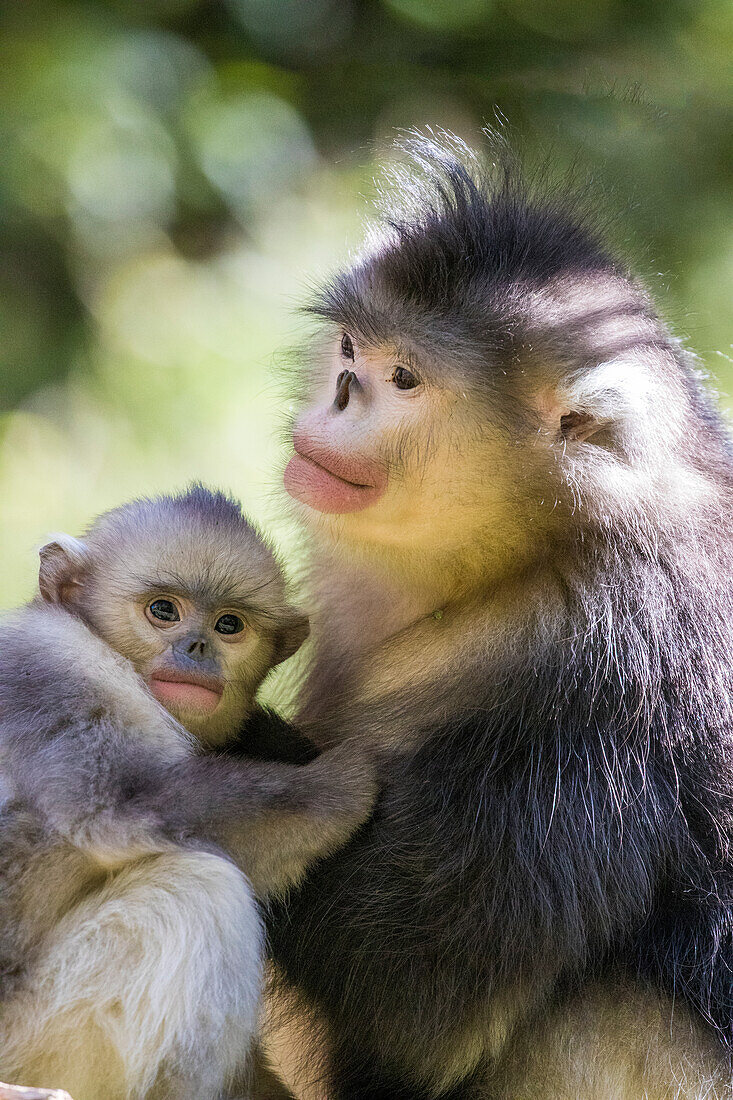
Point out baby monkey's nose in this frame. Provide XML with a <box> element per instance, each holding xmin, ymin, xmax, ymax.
<box><xmin>187</xmin><ymin>636</ymin><xmax>207</xmax><ymax>657</ymax></box>
<box><xmin>334</xmin><ymin>370</ymin><xmax>359</xmax><ymax>411</ymax></box>
<box><xmin>173</xmin><ymin>634</ymin><xmax>209</xmax><ymax>662</ymax></box>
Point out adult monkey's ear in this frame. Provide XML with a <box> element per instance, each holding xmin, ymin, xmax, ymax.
<box><xmin>271</xmin><ymin>610</ymin><xmax>310</xmax><ymax>666</ymax></box>
<box><xmin>38</xmin><ymin>534</ymin><xmax>90</xmax><ymax>605</ymax></box>
<box><xmin>559</xmin><ymin>410</ymin><xmax>603</xmax><ymax>443</ymax></box>
<box><xmin>535</xmin><ymin>357</ymin><xmax>650</xmax><ymax>448</ymax></box>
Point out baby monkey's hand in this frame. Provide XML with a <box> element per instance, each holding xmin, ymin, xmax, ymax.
<box><xmin>244</xmin><ymin>738</ymin><xmax>378</xmax><ymax>897</ymax></box>
<box><xmin>308</xmin><ymin>737</ymin><xmax>379</xmax><ymax>827</ymax></box>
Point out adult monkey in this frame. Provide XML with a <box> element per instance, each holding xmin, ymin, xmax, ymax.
<box><xmin>269</xmin><ymin>133</ymin><xmax>733</xmax><ymax>1099</ymax></box>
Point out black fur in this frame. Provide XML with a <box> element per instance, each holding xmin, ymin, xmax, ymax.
<box><xmin>308</xmin><ymin>136</ymin><xmax>622</xmax><ymax>368</ymax></box>
<box><xmin>229</xmin><ymin>705</ymin><xmax>319</xmax><ymax>766</ymax></box>
<box><xmin>270</xmin><ymin>137</ymin><xmax>733</xmax><ymax>1097</ymax></box>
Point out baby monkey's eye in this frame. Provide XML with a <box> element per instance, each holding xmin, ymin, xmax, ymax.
<box><xmin>215</xmin><ymin>613</ymin><xmax>245</xmax><ymax>636</ymax></box>
<box><xmin>146</xmin><ymin>598</ymin><xmax>181</xmax><ymax>625</ymax></box>
<box><xmin>391</xmin><ymin>366</ymin><xmax>419</xmax><ymax>390</ymax></box>
<box><xmin>340</xmin><ymin>333</ymin><xmax>355</xmax><ymax>361</ymax></box>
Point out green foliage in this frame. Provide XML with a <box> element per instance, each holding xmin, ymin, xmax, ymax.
<box><xmin>0</xmin><ymin>0</ymin><xmax>731</xmax><ymax>607</ymax></box>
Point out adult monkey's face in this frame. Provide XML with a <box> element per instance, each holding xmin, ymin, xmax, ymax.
<box><xmin>283</xmin><ymin>321</ymin><xmax>545</xmax><ymax>585</ymax></box>
<box><xmin>282</xmin><ymin>144</ymin><xmax>563</xmax><ymax>583</ymax></box>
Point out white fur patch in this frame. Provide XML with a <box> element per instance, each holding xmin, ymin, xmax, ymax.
<box><xmin>0</xmin><ymin>850</ymin><xmax>262</xmax><ymax>1100</ymax></box>
<box><xmin>563</xmin><ymin>354</ymin><xmax>655</xmax><ymax>423</ymax></box>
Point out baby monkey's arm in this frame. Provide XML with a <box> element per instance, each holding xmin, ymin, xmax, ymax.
<box><xmin>132</xmin><ymin>738</ymin><xmax>376</xmax><ymax>897</ymax></box>
<box><xmin>9</xmin><ymin>701</ymin><xmax>374</xmax><ymax>896</ymax></box>
<box><xmin>2</xmin><ymin>611</ymin><xmax>375</xmax><ymax>895</ymax></box>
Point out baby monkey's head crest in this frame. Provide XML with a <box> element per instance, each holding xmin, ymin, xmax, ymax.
<box><xmin>38</xmin><ymin>485</ymin><xmax>308</xmax><ymax>746</ymax></box>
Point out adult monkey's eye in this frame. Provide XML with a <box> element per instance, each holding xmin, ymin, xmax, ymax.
<box><xmin>392</xmin><ymin>366</ymin><xmax>419</xmax><ymax>390</ymax></box>
<box><xmin>340</xmin><ymin>333</ymin><xmax>355</xmax><ymax>361</ymax></box>
<box><xmin>146</xmin><ymin>598</ymin><xmax>181</xmax><ymax>625</ymax></box>
<box><xmin>215</xmin><ymin>613</ymin><xmax>245</xmax><ymax>636</ymax></box>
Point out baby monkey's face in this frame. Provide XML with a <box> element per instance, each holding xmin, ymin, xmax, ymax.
<box><xmin>90</xmin><ymin>572</ymin><xmax>305</xmax><ymax>746</ymax></box>
<box><xmin>135</xmin><ymin>588</ymin><xmax>263</xmax><ymax>726</ymax></box>
<box><xmin>37</xmin><ymin>490</ymin><xmax>309</xmax><ymax>747</ymax></box>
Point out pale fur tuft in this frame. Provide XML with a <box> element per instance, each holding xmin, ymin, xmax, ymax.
<box><xmin>0</xmin><ymin>852</ymin><xmax>262</xmax><ymax>1100</ymax></box>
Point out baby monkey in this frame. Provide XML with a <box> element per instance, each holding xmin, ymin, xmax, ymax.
<box><xmin>0</xmin><ymin>487</ymin><xmax>373</xmax><ymax>1100</ymax></box>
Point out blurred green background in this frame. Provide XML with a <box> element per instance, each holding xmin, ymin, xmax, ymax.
<box><xmin>1</xmin><ymin>0</ymin><xmax>732</xmax><ymax>609</ymax></box>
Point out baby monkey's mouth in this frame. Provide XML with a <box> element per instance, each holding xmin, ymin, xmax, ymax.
<box><xmin>148</xmin><ymin>668</ymin><xmax>224</xmax><ymax>714</ymax></box>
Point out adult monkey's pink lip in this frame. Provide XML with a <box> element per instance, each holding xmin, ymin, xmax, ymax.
<box><xmin>284</xmin><ymin>432</ymin><xmax>388</xmax><ymax>514</ymax></box>
<box><xmin>148</xmin><ymin>669</ymin><xmax>224</xmax><ymax>714</ymax></box>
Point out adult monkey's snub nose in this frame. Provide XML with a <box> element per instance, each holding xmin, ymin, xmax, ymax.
<box><xmin>334</xmin><ymin>370</ymin><xmax>357</xmax><ymax>411</ymax></box>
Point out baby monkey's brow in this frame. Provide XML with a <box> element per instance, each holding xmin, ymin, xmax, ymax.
<box><xmin>136</xmin><ymin>573</ymin><xmax>279</xmax><ymax>608</ymax></box>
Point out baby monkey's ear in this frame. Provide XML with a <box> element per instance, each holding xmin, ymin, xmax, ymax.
<box><xmin>271</xmin><ymin>610</ymin><xmax>310</xmax><ymax>666</ymax></box>
<box><xmin>38</xmin><ymin>534</ymin><xmax>90</xmax><ymax>605</ymax></box>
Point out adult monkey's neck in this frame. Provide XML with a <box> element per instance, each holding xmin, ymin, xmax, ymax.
<box><xmin>296</xmin><ymin>534</ymin><xmax>558</xmax><ymax>745</ymax></box>
<box><xmin>296</xmin><ymin>542</ymin><xmax>437</xmax><ymax>730</ymax></box>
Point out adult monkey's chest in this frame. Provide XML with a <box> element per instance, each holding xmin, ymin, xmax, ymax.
<box><xmin>298</xmin><ymin>594</ymin><xmax>503</xmax><ymax>753</ymax></box>
<box><xmin>267</xmin><ymin>738</ymin><xmax>559</xmax><ymax>1087</ymax></box>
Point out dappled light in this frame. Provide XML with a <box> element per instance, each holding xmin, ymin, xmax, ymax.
<box><xmin>1</xmin><ymin>0</ymin><xmax>731</xmax><ymax>610</ymax></box>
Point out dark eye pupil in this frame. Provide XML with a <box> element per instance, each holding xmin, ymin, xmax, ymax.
<box><xmin>149</xmin><ymin>600</ymin><xmax>178</xmax><ymax>622</ymax></box>
<box><xmin>216</xmin><ymin>614</ymin><xmax>244</xmax><ymax>635</ymax></box>
<box><xmin>340</xmin><ymin>333</ymin><xmax>354</xmax><ymax>360</ymax></box>
<box><xmin>393</xmin><ymin>366</ymin><xmax>418</xmax><ymax>390</ymax></box>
